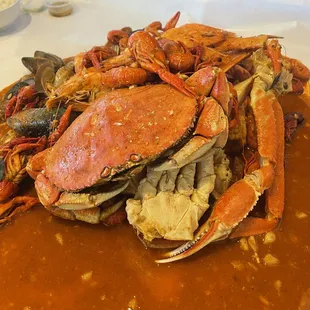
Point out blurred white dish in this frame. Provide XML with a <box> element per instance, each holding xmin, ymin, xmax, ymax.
<box><xmin>0</xmin><ymin>0</ymin><xmax>21</xmax><ymax>31</ymax></box>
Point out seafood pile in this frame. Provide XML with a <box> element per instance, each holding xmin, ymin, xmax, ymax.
<box><xmin>0</xmin><ymin>12</ymin><xmax>309</xmax><ymax>263</ymax></box>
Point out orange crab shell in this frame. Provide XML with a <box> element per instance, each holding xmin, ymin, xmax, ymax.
<box><xmin>45</xmin><ymin>84</ymin><xmax>198</xmax><ymax>192</ymax></box>
<box><xmin>162</xmin><ymin>23</ymin><xmax>236</xmax><ymax>49</ymax></box>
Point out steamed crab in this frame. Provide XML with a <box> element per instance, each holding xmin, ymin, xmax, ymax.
<box><xmin>27</xmin><ymin>46</ymin><xmax>303</xmax><ymax>262</ymax></box>
<box><xmin>2</xmin><ymin>11</ymin><xmax>307</xmax><ymax>262</ymax></box>
<box><xmin>26</xmin><ymin>24</ymin><xmax>310</xmax><ymax>262</ymax></box>
<box><xmin>27</xmin><ymin>63</ymin><xmax>235</xmax><ymax>227</ymax></box>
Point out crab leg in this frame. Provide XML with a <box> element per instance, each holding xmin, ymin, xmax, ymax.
<box><xmin>156</xmin><ymin>165</ymin><xmax>274</xmax><ymax>263</ymax></box>
<box><xmin>156</xmin><ymin>77</ymin><xmax>279</xmax><ymax>263</ymax></box>
<box><xmin>153</xmin><ymin>136</ymin><xmax>216</xmax><ymax>171</ymax></box>
<box><xmin>229</xmin><ymin>92</ymin><xmax>284</xmax><ymax>238</ymax></box>
<box><xmin>153</xmin><ymin>97</ymin><xmax>228</xmax><ymax>171</ymax></box>
<box><xmin>214</xmin><ymin>35</ymin><xmax>281</xmax><ymax>53</ymax></box>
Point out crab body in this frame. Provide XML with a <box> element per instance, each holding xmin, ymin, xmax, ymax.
<box><xmin>44</xmin><ymin>84</ymin><xmax>197</xmax><ymax>192</ymax></box>
<box><xmin>30</xmin><ymin>63</ymin><xmax>232</xmax><ymax>229</ymax></box>
<box><xmin>30</xmin><ymin>84</ymin><xmax>202</xmax><ymax>221</ymax></box>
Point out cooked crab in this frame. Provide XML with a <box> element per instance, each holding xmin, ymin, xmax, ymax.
<box><xmin>27</xmin><ymin>63</ymin><xmax>233</xmax><ymax>229</ymax></box>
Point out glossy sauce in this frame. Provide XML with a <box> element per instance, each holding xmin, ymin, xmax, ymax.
<box><xmin>0</xmin><ymin>94</ymin><xmax>309</xmax><ymax>310</ymax></box>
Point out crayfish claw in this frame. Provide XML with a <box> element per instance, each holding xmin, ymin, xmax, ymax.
<box><xmin>0</xmin><ymin>196</ymin><xmax>39</xmax><ymax>225</ymax></box>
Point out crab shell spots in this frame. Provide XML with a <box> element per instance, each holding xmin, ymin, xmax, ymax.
<box><xmin>45</xmin><ymin>84</ymin><xmax>197</xmax><ymax>191</ymax></box>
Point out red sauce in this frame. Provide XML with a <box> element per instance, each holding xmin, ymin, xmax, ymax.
<box><xmin>0</xmin><ymin>94</ymin><xmax>309</xmax><ymax>310</ymax></box>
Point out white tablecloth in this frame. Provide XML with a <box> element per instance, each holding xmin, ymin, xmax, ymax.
<box><xmin>1</xmin><ymin>0</ymin><xmax>310</xmax><ymax>89</ymax></box>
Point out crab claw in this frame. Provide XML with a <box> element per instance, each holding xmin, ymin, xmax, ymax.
<box><xmin>155</xmin><ymin>220</ymin><xmax>224</xmax><ymax>264</ymax></box>
<box><xmin>156</xmin><ymin>165</ymin><xmax>274</xmax><ymax>263</ymax></box>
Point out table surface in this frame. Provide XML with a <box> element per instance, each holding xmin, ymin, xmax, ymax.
<box><xmin>0</xmin><ymin>0</ymin><xmax>310</xmax><ymax>89</ymax></box>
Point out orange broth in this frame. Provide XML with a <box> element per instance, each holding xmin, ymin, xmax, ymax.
<box><xmin>0</xmin><ymin>94</ymin><xmax>309</xmax><ymax>310</ymax></box>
